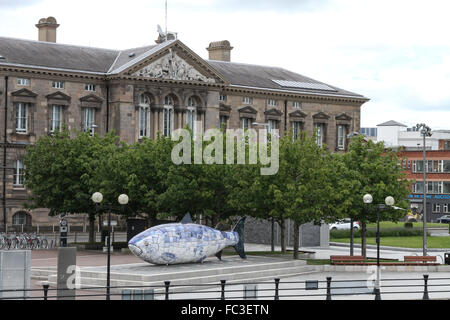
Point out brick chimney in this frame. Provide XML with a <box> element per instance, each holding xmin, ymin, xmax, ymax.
<box><xmin>36</xmin><ymin>17</ymin><xmax>59</xmax><ymax>43</ymax></box>
<box><xmin>207</xmin><ymin>40</ymin><xmax>233</xmax><ymax>62</ymax></box>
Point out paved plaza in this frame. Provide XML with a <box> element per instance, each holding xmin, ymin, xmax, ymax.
<box><xmin>21</xmin><ymin>242</ymin><xmax>450</xmax><ymax>300</ymax></box>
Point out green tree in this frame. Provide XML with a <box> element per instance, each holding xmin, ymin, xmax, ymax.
<box><xmin>24</xmin><ymin>129</ymin><xmax>120</xmax><ymax>243</ymax></box>
<box><xmin>341</xmin><ymin>135</ymin><xmax>410</xmax><ymax>258</ymax></box>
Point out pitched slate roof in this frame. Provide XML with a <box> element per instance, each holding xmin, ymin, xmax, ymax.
<box><xmin>206</xmin><ymin>60</ymin><xmax>366</xmax><ymax>99</ymax></box>
<box><xmin>0</xmin><ymin>36</ymin><xmax>368</xmax><ymax>100</ymax></box>
<box><xmin>0</xmin><ymin>36</ymin><xmax>118</xmax><ymax>73</ymax></box>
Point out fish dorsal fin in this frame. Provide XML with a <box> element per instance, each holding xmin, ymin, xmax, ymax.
<box><xmin>214</xmin><ymin>222</ymin><xmax>226</xmax><ymax>231</ymax></box>
<box><xmin>181</xmin><ymin>212</ymin><xmax>193</xmax><ymax>224</ymax></box>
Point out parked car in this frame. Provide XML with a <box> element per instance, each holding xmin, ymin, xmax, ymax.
<box><xmin>436</xmin><ymin>215</ymin><xmax>450</xmax><ymax>223</ymax></box>
<box><xmin>329</xmin><ymin>218</ymin><xmax>360</xmax><ymax>231</ymax></box>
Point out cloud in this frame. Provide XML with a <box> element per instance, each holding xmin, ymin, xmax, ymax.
<box><xmin>169</xmin><ymin>0</ymin><xmax>330</xmax><ymax>12</ymax></box>
<box><xmin>0</xmin><ymin>0</ymin><xmax>41</xmax><ymax>8</ymax></box>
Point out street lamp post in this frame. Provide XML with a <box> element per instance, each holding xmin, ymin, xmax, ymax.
<box><xmin>416</xmin><ymin>123</ymin><xmax>432</xmax><ymax>257</ymax></box>
<box><xmin>92</xmin><ymin>192</ymin><xmax>129</xmax><ymax>300</ymax></box>
<box><xmin>363</xmin><ymin>194</ymin><xmax>395</xmax><ymax>300</ymax></box>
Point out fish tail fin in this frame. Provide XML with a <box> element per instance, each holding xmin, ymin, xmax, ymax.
<box><xmin>232</xmin><ymin>217</ymin><xmax>246</xmax><ymax>259</ymax></box>
<box><xmin>215</xmin><ymin>250</ymin><xmax>223</xmax><ymax>260</ymax></box>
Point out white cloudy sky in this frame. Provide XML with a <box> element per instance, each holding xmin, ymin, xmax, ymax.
<box><xmin>1</xmin><ymin>0</ymin><xmax>450</xmax><ymax>129</ymax></box>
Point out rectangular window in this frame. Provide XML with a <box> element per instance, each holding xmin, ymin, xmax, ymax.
<box><xmin>241</xmin><ymin>118</ymin><xmax>251</xmax><ymax>130</ymax></box>
<box><xmin>85</xmin><ymin>84</ymin><xmax>96</xmax><ymax>91</ymax></box>
<box><xmin>163</xmin><ymin>108</ymin><xmax>173</xmax><ymax>137</ymax></box>
<box><xmin>242</xmin><ymin>97</ymin><xmax>253</xmax><ymax>104</ymax></box>
<box><xmin>444</xmin><ymin>160</ymin><xmax>450</xmax><ymax>173</ymax></box>
<box><xmin>315</xmin><ymin>123</ymin><xmax>324</xmax><ymax>147</ymax></box>
<box><xmin>52</xmin><ymin>81</ymin><xmax>65</xmax><ymax>89</ymax></box>
<box><xmin>292</xmin><ymin>122</ymin><xmax>302</xmax><ymax>140</ymax></box>
<box><xmin>293</xmin><ymin>101</ymin><xmax>301</xmax><ymax>109</ymax></box>
<box><xmin>444</xmin><ymin>204</ymin><xmax>449</xmax><ymax>213</ymax></box>
<box><xmin>186</xmin><ymin>109</ymin><xmax>196</xmax><ymax>132</ymax></box>
<box><xmin>268</xmin><ymin>120</ymin><xmax>277</xmax><ymax>134</ymax></box>
<box><xmin>219</xmin><ymin>115</ymin><xmax>228</xmax><ymax>130</ymax></box>
<box><xmin>83</xmin><ymin>108</ymin><xmax>95</xmax><ymax>135</ymax></box>
<box><xmin>413</xmin><ymin>182</ymin><xmax>424</xmax><ymax>194</ymax></box>
<box><xmin>433</xmin><ymin>203</ymin><xmax>441</xmax><ymax>213</ymax></box>
<box><xmin>444</xmin><ymin>181</ymin><xmax>450</xmax><ymax>194</ymax></box>
<box><xmin>268</xmin><ymin>99</ymin><xmax>277</xmax><ymax>107</ymax></box>
<box><xmin>15</xmin><ymin>102</ymin><xmax>28</xmax><ymax>133</ymax></box>
<box><xmin>17</xmin><ymin>78</ymin><xmax>30</xmax><ymax>86</ymax></box>
<box><xmin>139</xmin><ymin>107</ymin><xmax>150</xmax><ymax>138</ymax></box>
<box><xmin>219</xmin><ymin>95</ymin><xmax>227</xmax><ymax>102</ymax></box>
<box><xmin>50</xmin><ymin>105</ymin><xmax>62</xmax><ymax>133</ymax></box>
<box><xmin>414</xmin><ymin>160</ymin><xmax>424</xmax><ymax>173</ymax></box>
<box><xmin>13</xmin><ymin>160</ymin><xmax>24</xmax><ymax>186</ymax></box>
<box><xmin>337</xmin><ymin>125</ymin><xmax>345</xmax><ymax>150</ymax></box>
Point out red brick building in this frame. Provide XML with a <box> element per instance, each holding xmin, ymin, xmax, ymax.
<box><xmin>399</xmin><ymin>147</ymin><xmax>450</xmax><ymax>222</ymax></box>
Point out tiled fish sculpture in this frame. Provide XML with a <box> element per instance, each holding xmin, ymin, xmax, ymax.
<box><xmin>128</xmin><ymin>213</ymin><xmax>246</xmax><ymax>265</ymax></box>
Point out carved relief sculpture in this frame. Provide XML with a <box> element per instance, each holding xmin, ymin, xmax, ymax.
<box><xmin>134</xmin><ymin>50</ymin><xmax>215</xmax><ymax>83</ymax></box>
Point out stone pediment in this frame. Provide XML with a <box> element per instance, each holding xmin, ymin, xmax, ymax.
<box><xmin>264</xmin><ymin>108</ymin><xmax>283</xmax><ymax>116</ymax></box>
<box><xmin>131</xmin><ymin>48</ymin><xmax>216</xmax><ymax>84</ymax></box>
<box><xmin>11</xmin><ymin>88</ymin><xmax>38</xmax><ymax>98</ymax></box>
<box><xmin>46</xmin><ymin>91</ymin><xmax>71</xmax><ymax>101</ymax></box>
<box><xmin>312</xmin><ymin>111</ymin><xmax>330</xmax><ymax>120</ymax></box>
<box><xmin>80</xmin><ymin>94</ymin><xmax>103</xmax><ymax>103</ymax></box>
<box><xmin>335</xmin><ymin>113</ymin><xmax>352</xmax><ymax>121</ymax></box>
<box><xmin>289</xmin><ymin>110</ymin><xmax>307</xmax><ymax>118</ymax></box>
<box><xmin>219</xmin><ymin>103</ymin><xmax>232</xmax><ymax>112</ymax></box>
<box><xmin>238</xmin><ymin>106</ymin><xmax>257</xmax><ymax>114</ymax></box>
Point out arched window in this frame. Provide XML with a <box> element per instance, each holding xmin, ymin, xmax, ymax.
<box><xmin>163</xmin><ymin>95</ymin><xmax>175</xmax><ymax>137</ymax></box>
<box><xmin>139</xmin><ymin>94</ymin><xmax>151</xmax><ymax>138</ymax></box>
<box><xmin>12</xmin><ymin>211</ymin><xmax>31</xmax><ymax>226</ymax></box>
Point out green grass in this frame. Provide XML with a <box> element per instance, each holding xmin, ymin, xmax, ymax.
<box><xmin>333</xmin><ymin>236</ymin><xmax>450</xmax><ymax>249</ymax></box>
<box><xmin>366</xmin><ymin>221</ymin><xmax>446</xmax><ymax>229</ymax></box>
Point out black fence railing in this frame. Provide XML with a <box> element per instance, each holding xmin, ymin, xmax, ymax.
<box><xmin>0</xmin><ymin>275</ymin><xmax>449</xmax><ymax>300</ymax></box>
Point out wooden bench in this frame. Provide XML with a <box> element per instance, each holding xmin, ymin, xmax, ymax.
<box><xmin>403</xmin><ymin>256</ymin><xmax>439</xmax><ymax>265</ymax></box>
<box><xmin>330</xmin><ymin>255</ymin><xmax>368</xmax><ymax>265</ymax></box>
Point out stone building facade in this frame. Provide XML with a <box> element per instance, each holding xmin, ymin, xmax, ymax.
<box><xmin>0</xmin><ymin>17</ymin><xmax>368</xmax><ymax>230</ymax></box>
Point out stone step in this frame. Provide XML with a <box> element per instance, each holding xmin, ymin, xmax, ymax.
<box><xmin>45</xmin><ymin>265</ymin><xmax>317</xmax><ymax>295</ymax></box>
<box><xmin>77</xmin><ymin>259</ymin><xmax>307</xmax><ymax>282</ymax></box>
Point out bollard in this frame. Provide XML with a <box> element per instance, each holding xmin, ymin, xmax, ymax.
<box><xmin>43</xmin><ymin>283</ymin><xmax>49</xmax><ymax>301</ymax></box>
<box><xmin>164</xmin><ymin>281</ymin><xmax>170</xmax><ymax>300</ymax></box>
<box><xmin>326</xmin><ymin>277</ymin><xmax>332</xmax><ymax>301</ymax></box>
<box><xmin>220</xmin><ymin>280</ymin><xmax>226</xmax><ymax>300</ymax></box>
<box><xmin>423</xmin><ymin>274</ymin><xmax>429</xmax><ymax>300</ymax></box>
<box><xmin>274</xmin><ymin>278</ymin><xmax>280</xmax><ymax>300</ymax></box>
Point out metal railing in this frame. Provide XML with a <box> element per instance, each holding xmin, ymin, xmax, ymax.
<box><xmin>0</xmin><ymin>275</ymin><xmax>449</xmax><ymax>300</ymax></box>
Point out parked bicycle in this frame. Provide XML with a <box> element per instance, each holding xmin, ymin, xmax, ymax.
<box><xmin>0</xmin><ymin>232</ymin><xmax>49</xmax><ymax>250</ymax></box>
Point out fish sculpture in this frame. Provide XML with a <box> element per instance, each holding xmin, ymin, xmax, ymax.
<box><xmin>128</xmin><ymin>213</ymin><xmax>246</xmax><ymax>265</ymax></box>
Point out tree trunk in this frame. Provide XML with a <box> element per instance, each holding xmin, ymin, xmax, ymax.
<box><xmin>361</xmin><ymin>221</ymin><xmax>367</xmax><ymax>259</ymax></box>
<box><xmin>88</xmin><ymin>213</ymin><xmax>96</xmax><ymax>244</ymax></box>
<box><xmin>147</xmin><ymin>213</ymin><xmax>156</xmax><ymax>228</ymax></box>
<box><xmin>279</xmin><ymin>219</ymin><xmax>286</xmax><ymax>254</ymax></box>
<box><xmin>293</xmin><ymin>221</ymin><xmax>300</xmax><ymax>259</ymax></box>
